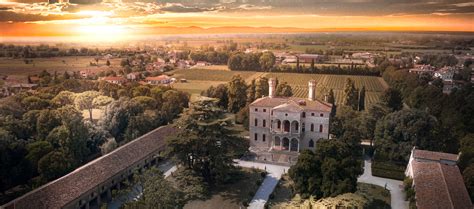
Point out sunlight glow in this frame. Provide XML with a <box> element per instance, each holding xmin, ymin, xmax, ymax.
<box><xmin>74</xmin><ymin>24</ymin><xmax>130</xmax><ymax>42</ymax></box>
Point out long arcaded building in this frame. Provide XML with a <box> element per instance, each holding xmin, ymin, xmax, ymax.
<box><xmin>1</xmin><ymin>125</ymin><xmax>176</xmax><ymax>209</ymax></box>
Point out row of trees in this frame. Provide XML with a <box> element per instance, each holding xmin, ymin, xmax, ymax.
<box><xmin>227</xmin><ymin>52</ymin><xmax>276</xmax><ymax>71</ymax></box>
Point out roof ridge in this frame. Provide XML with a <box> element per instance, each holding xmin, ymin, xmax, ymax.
<box><xmin>438</xmin><ymin>163</ymin><xmax>455</xmax><ymax>209</ymax></box>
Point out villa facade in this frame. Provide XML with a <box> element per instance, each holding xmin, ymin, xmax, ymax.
<box><xmin>249</xmin><ymin>78</ymin><xmax>332</xmax><ymax>155</ymax></box>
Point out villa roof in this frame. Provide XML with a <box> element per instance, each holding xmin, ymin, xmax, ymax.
<box><xmin>412</xmin><ymin>160</ymin><xmax>472</xmax><ymax>209</ymax></box>
<box><xmin>273</xmin><ymin>100</ymin><xmax>304</xmax><ymax>113</ymax></box>
<box><xmin>3</xmin><ymin>125</ymin><xmax>176</xmax><ymax>209</ymax></box>
<box><xmin>250</xmin><ymin>96</ymin><xmax>332</xmax><ymax>112</ymax></box>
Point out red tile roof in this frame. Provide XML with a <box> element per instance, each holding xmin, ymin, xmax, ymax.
<box><xmin>250</xmin><ymin>96</ymin><xmax>332</xmax><ymax>112</ymax></box>
<box><xmin>413</xmin><ymin>149</ymin><xmax>458</xmax><ymax>162</ymax></box>
<box><xmin>2</xmin><ymin>125</ymin><xmax>176</xmax><ymax>209</ymax></box>
<box><xmin>411</xmin><ymin>150</ymin><xmax>472</xmax><ymax>209</ymax></box>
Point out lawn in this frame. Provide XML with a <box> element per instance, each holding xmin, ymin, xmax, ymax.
<box><xmin>0</xmin><ymin>56</ymin><xmax>122</xmax><ymax>76</ymax></box>
<box><xmin>183</xmin><ymin>168</ymin><xmax>263</xmax><ymax>209</ymax></box>
<box><xmin>268</xmin><ymin>182</ymin><xmax>390</xmax><ymax>209</ymax></box>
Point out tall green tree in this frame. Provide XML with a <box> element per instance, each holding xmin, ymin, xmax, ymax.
<box><xmin>259</xmin><ymin>52</ymin><xmax>276</xmax><ymax>71</ymax></box>
<box><xmin>343</xmin><ymin>78</ymin><xmax>358</xmax><ymax>110</ymax></box>
<box><xmin>246</xmin><ymin>79</ymin><xmax>256</xmax><ymax>104</ymax></box>
<box><xmin>227</xmin><ymin>75</ymin><xmax>248</xmax><ymax>113</ymax></box>
<box><xmin>374</xmin><ymin>109</ymin><xmax>440</xmax><ymax>162</ymax></box>
<box><xmin>124</xmin><ymin>168</ymin><xmax>186</xmax><ymax>209</ymax></box>
<box><xmin>275</xmin><ymin>82</ymin><xmax>293</xmax><ymax>97</ymax></box>
<box><xmin>358</xmin><ymin>86</ymin><xmax>366</xmax><ymax>111</ymax></box>
<box><xmin>74</xmin><ymin>91</ymin><xmax>100</xmax><ymax>122</ymax></box>
<box><xmin>255</xmin><ymin>77</ymin><xmax>269</xmax><ymax>99</ymax></box>
<box><xmin>381</xmin><ymin>88</ymin><xmax>403</xmax><ymax>111</ymax></box>
<box><xmin>289</xmin><ymin>139</ymin><xmax>362</xmax><ymax>198</ymax></box>
<box><xmin>168</xmin><ymin>99</ymin><xmax>248</xmax><ymax>185</ymax></box>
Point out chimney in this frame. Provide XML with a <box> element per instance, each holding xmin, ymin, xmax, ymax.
<box><xmin>308</xmin><ymin>80</ymin><xmax>316</xmax><ymax>101</ymax></box>
<box><xmin>268</xmin><ymin>78</ymin><xmax>276</xmax><ymax>98</ymax></box>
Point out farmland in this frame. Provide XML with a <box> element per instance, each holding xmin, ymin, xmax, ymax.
<box><xmin>0</xmin><ymin>56</ymin><xmax>122</xmax><ymax>76</ymax></box>
<box><xmin>170</xmin><ymin>68</ymin><xmax>387</xmax><ymax>106</ymax></box>
<box><xmin>171</xmin><ymin>68</ymin><xmax>257</xmax><ymax>81</ymax></box>
<box><xmin>266</xmin><ymin>72</ymin><xmax>388</xmax><ymax>106</ymax></box>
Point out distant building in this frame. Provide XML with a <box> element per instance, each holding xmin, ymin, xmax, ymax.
<box><xmin>101</xmin><ymin>76</ymin><xmax>127</xmax><ymax>85</ymax></box>
<box><xmin>248</xmin><ymin>78</ymin><xmax>332</xmax><ymax>164</ymax></box>
<box><xmin>297</xmin><ymin>54</ymin><xmax>323</xmax><ymax>63</ymax></box>
<box><xmin>195</xmin><ymin>61</ymin><xmax>210</xmax><ymax>67</ymax></box>
<box><xmin>144</xmin><ymin>75</ymin><xmax>171</xmax><ymax>85</ymax></box>
<box><xmin>409</xmin><ymin>65</ymin><xmax>436</xmax><ymax>76</ymax></box>
<box><xmin>434</xmin><ymin>66</ymin><xmax>456</xmax><ymax>82</ymax></box>
<box><xmin>80</xmin><ymin>70</ymin><xmax>96</xmax><ymax>78</ymax></box>
<box><xmin>126</xmin><ymin>72</ymin><xmax>141</xmax><ymax>81</ymax></box>
<box><xmin>405</xmin><ymin>148</ymin><xmax>472</xmax><ymax>209</ymax></box>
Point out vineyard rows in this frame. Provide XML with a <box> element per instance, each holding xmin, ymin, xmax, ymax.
<box><xmin>267</xmin><ymin>73</ymin><xmax>387</xmax><ymax>106</ymax></box>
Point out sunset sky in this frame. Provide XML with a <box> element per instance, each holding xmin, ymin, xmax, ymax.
<box><xmin>0</xmin><ymin>0</ymin><xmax>473</xmax><ymax>41</ymax></box>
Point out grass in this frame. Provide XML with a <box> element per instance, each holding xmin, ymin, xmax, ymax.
<box><xmin>171</xmin><ymin>80</ymin><xmax>227</xmax><ymax>99</ymax></box>
<box><xmin>371</xmin><ymin>161</ymin><xmax>406</xmax><ymax>180</ymax></box>
<box><xmin>0</xmin><ymin>56</ymin><xmax>122</xmax><ymax>76</ymax></box>
<box><xmin>268</xmin><ymin>182</ymin><xmax>390</xmax><ymax>209</ymax></box>
<box><xmin>183</xmin><ymin>168</ymin><xmax>263</xmax><ymax>209</ymax></box>
<box><xmin>356</xmin><ymin>183</ymin><xmax>391</xmax><ymax>208</ymax></box>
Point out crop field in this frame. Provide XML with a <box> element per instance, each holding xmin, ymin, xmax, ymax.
<box><xmin>266</xmin><ymin>72</ymin><xmax>388</xmax><ymax>106</ymax></box>
<box><xmin>171</xmin><ymin>68</ymin><xmax>257</xmax><ymax>81</ymax></box>
<box><xmin>0</xmin><ymin>56</ymin><xmax>122</xmax><ymax>76</ymax></box>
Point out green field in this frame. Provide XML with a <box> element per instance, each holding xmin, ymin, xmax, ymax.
<box><xmin>266</xmin><ymin>72</ymin><xmax>388</xmax><ymax>106</ymax></box>
<box><xmin>0</xmin><ymin>56</ymin><xmax>122</xmax><ymax>76</ymax></box>
<box><xmin>172</xmin><ymin>68</ymin><xmax>257</xmax><ymax>81</ymax></box>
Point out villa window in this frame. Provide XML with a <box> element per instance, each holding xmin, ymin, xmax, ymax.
<box><xmin>263</xmin><ymin>109</ymin><xmax>267</xmax><ymax>112</ymax></box>
<box><xmin>302</xmin><ymin>123</ymin><xmax>305</xmax><ymax>132</ymax></box>
<box><xmin>255</xmin><ymin>118</ymin><xmax>258</xmax><ymax>126</ymax></box>
<box><xmin>263</xmin><ymin>120</ymin><xmax>266</xmax><ymax>127</ymax></box>
<box><xmin>319</xmin><ymin>124</ymin><xmax>323</xmax><ymax>132</ymax></box>
<box><xmin>310</xmin><ymin>123</ymin><xmax>314</xmax><ymax>132</ymax></box>
<box><xmin>254</xmin><ymin>133</ymin><xmax>258</xmax><ymax>141</ymax></box>
<box><xmin>302</xmin><ymin>112</ymin><xmax>306</xmax><ymax>118</ymax></box>
<box><xmin>277</xmin><ymin>121</ymin><xmax>281</xmax><ymax>129</ymax></box>
<box><xmin>255</xmin><ymin>108</ymin><xmax>258</xmax><ymax>112</ymax></box>
<box><xmin>320</xmin><ymin>113</ymin><xmax>324</xmax><ymax>117</ymax></box>
<box><xmin>311</xmin><ymin>113</ymin><xmax>315</xmax><ymax>116</ymax></box>
<box><xmin>263</xmin><ymin>134</ymin><xmax>266</xmax><ymax>142</ymax></box>
<box><xmin>309</xmin><ymin>139</ymin><xmax>314</xmax><ymax>148</ymax></box>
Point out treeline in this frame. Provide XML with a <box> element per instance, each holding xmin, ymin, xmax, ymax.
<box><xmin>227</xmin><ymin>52</ymin><xmax>380</xmax><ymax>76</ymax></box>
<box><xmin>0</xmin><ymin>73</ymin><xmax>189</xmax><ymax>203</ymax></box>
<box><xmin>418</xmin><ymin>54</ymin><xmax>458</xmax><ymax>67</ymax></box>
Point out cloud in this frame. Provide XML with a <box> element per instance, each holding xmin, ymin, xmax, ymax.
<box><xmin>159</xmin><ymin>3</ymin><xmax>219</xmax><ymax>13</ymax></box>
<box><xmin>452</xmin><ymin>2</ymin><xmax>474</xmax><ymax>7</ymax></box>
